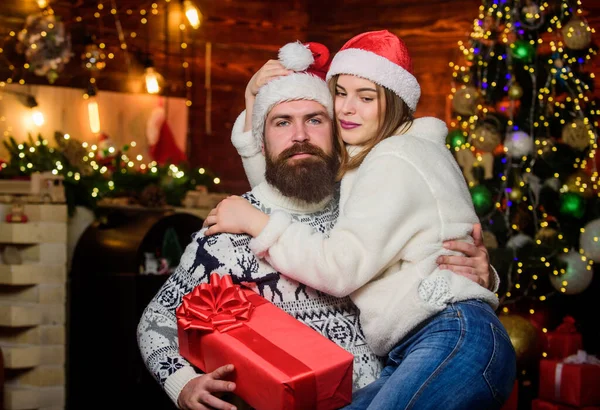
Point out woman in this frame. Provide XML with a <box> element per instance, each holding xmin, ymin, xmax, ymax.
<box><xmin>206</xmin><ymin>31</ymin><xmax>516</xmax><ymax>409</ymax></box>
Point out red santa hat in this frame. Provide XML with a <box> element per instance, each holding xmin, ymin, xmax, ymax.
<box><xmin>252</xmin><ymin>41</ymin><xmax>333</xmax><ymax>145</ymax></box>
<box><xmin>326</xmin><ymin>30</ymin><xmax>421</xmax><ymax>112</ymax></box>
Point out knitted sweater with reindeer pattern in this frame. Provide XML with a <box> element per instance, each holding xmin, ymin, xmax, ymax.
<box><xmin>136</xmin><ymin>182</ymin><xmax>383</xmax><ymax>407</ymax></box>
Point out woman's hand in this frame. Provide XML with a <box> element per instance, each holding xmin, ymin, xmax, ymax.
<box><xmin>245</xmin><ymin>59</ymin><xmax>292</xmax><ymax>99</ymax></box>
<box><xmin>203</xmin><ymin>196</ymin><xmax>269</xmax><ymax>237</ymax></box>
<box><xmin>437</xmin><ymin>224</ymin><xmax>492</xmax><ymax>290</ymax></box>
<box><xmin>244</xmin><ymin>60</ymin><xmax>292</xmax><ymax>132</ymax></box>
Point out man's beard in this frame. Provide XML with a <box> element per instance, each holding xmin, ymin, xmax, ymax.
<box><xmin>265</xmin><ymin>142</ymin><xmax>339</xmax><ymax>204</ymax></box>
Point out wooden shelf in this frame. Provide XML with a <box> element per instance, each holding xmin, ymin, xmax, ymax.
<box><xmin>0</xmin><ymin>223</ymin><xmax>67</xmax><ymax>244</ymax></box>
<box><xmin>0</xmin><ymin>305</ymin><xmax>41</xmax><ymax>327</ymax></box>
<box><xmin>0</xmin><ymin>264</ymin><xmax>66</xmax><ymax>285</ymax></box>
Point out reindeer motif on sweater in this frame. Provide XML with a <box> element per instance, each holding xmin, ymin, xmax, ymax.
<box><xmin>137</xmin><ymin>186</ymin><xmax>384</xmax><ymax>397</ymax></box>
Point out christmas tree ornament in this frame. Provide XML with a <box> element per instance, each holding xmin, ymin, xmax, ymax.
<box><xmin>579</xmin><ymin>218</ymin><xmax>600</xmax><ymax>262</ymax></box>
<box><xmin>96</xmin><ymin>132</ymin><xmax>115</xmax><ymax>164</ymax></box>
<box><xmin>508</xmin><ymin>83</ymin><xmax>523</xmax><ymax>100</ymax></box>
<box><xmin>54</xmin><ymin>132</ymin><xmax>94</xmax><ymax>176</ymax></box>
<box><xmin>504</xmin><ymin>131</ymin><xmax>533</xmax><ymax>158</ymax></box>
<box><xmin>483</xmin><ymin>230</ymin><xmax>499</xmax><ymax>249</ymax></box>
<box><xmin>582</xmin><ymin>148</ymin><xmax>600</xmax><ymax>176</ymax></box>
<box><xmin>5</xmin><ymin>202</ymin><xmax>28</xmax><ymax>223</ymax></box>
<box><xmin>497</xmin><ymin>98</ymin><xmax>521</xmax><ymax>116</ymax></box>
<box><xmin>510</xmin><ymin>40</ymin><xmax>536</xmax><ymax>63</ymax></box>
<box><xmin>521</xmin><ymin>0</ymin><xmax>541</xmax><ymax>24</ymax></box>
<box><xmin>559</xmin><ymin>192</ymin><xmax>586</xmax><ymax>219</ymax></box>
<box><xmin>550</xmin><ymin>250</ymin><xmax>594</xmax><ymax>295</ymax></box>
<box><xmin>534</xmin><ymin>226</ymin><xmax>565</xmax><ymax>250</ymax></box>
<box><xmin>561</xmin><ymin>18</ymin><xmax>592</xmax><ymax>50</ymax></box>
<box><xmin>471</xmin><ymin>122</ymin><xmax>502</xmax><ymax>152</ymax></box>
<box><xmin>470</xmin><ymin>184</ymin><xmax>494</xmax><ymax>215</ymax></box>
<box><xmin>138</xmin><ymin>184</ymin><xmax>167</xmax><ymax>208</ymax></box>
<box><xmin>452</xmin><ymin>86</ymin><xmax>480</xmax><ymax>116</ymax></box>
<box><xmin>508</xmin><ymin>186</ymin><xmax>523</xmax><ymax>201</ymax></box>
<box><xmin>446</xmin><ymin>130</ymin><xmax>467</xmax><ymax>150</ymax></box>
<box><xmin>16</xmin><ymin>13</ymin><xmax>72</xmax><ymax>83</ymax></box>
<box><xmin>81</xmin><ymin>36</ymin><xmax>106</xmax><ymax>73</ymax></box>
<box><xmin>565</xmin><ymin>170</ymin><xmax>595</xmax><ymax>199</ymax></box>
<box><xmin>512</xmin><ymin>203</ymin><xmax>534</xmax><ymax>231</ymax></box>
<box><xmin>506</xmin><ymin>233</ymin><xmax>534</xmax><ymax>249</ymax></box>
<box><xmin>498</xmin><ymin>314</ymin><xmax>542</xmax><ymax>369</ymax></box>
<box><xmin>535</xmin><ymin>138</ymin><xmax>555</xmax><ymax>158</ymax></box>
<box><xmin>562</xmin><ymin>119</ymin><xmax>592</xmax><ymax>151</ymax></box>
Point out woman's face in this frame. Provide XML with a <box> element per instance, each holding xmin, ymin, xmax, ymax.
<box><xmin>334</xmin><ymin>74</ymin><xmax>385</xmax><ymax>146</ymax></box>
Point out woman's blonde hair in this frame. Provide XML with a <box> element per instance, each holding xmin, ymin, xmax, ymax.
<box><xmin>329</xmin><ymin>75</ymin><xmax>414</xmax><ymax>180</ymax></box>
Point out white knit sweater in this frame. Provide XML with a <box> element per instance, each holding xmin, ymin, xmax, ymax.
<box><xmin>231</xmin><ymin>111</ymin><xmax>499</xmax><ymax>356</ymax></box>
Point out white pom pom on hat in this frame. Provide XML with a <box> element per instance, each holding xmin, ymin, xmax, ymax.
<box><xmin>278</xmin><ymin>41</ymin><xmax>314</xmax><ymax>71</ymax></box>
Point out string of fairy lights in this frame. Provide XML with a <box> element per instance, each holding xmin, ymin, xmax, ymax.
<box><xmin>447</xmin><ymin>0</ymin><xmax>599</xmax><ymax>316</ymax></box>
<box><xmin>0</xmin><ymin>0</ymin><xmax>219</xmax><ymax>189</ymax></box>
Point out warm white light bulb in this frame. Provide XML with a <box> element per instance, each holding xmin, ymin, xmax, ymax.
<box><xmin>88</xmin><ymin>98</ymin><xmax>101</xmax><ymax>134</ymax></box>
<box><xmin>145</xmin><ymin>67</ymin><xmax>161</xmax><ymax>94</ymax></box>
<box><xmin>36</xmin><ymin>0</ymin><xmax>49</xmax><ymax>8</ymax></box>
<box><xmin>184</xmin><ymin>0</ymin><xmax>202</xmax><ymax>29</ymax></box>
<box><xmin>31</xmin><ymin>109</ymin><xmax>44</xmax><ymax>127</ymax></box>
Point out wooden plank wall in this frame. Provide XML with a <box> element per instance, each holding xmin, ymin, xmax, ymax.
<box><xmin>0</xmin><ymin>0</ymin><xmax>599</xmax><ymax>194</ymax></box>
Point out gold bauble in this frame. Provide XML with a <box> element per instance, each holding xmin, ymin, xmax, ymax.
<box><xmin>498</xmin><ymin>314</ymin><xmax>541</xmax><ymax>369</ymax></box>
<box><xmin>482</xmin><ymin>230</ymin><xmax>499</xmax><ymax>249</ymax></box>
<box><xmin>471</xmin><ymin>123</ymin><xmax>502</xmax><ymax>152</ymax></box>
<box><xmin>452</xmin><ymin>86</ymin><xmax>480</xmax><ymax>116</ymax></box>
<box><xmin>509</xmin><ymin>187</ymin><xmax>523</xmax><ymax>201</ymax></box>
<box><xmin>508</xmin><ymin>83</ymin><xmax>523</xmax><ymax>100</ymax></box>
<box><xmin>565</xmin><ymin>170</ymin><xmax>595</xmax><ymax>199</ymax></box>
<box><xmin>561</xmin><ymin>18</ymin><xmax>592</xmax><ymax>50</ymax></box>
<box><xmin>562</xmin><ymin>119</ymin><xmax>592</xmax><ymax>151</ymax></box>
<box><xmin>534</xmin><ymin>226</ymin><xmax>566</xmax><ymax>250</ymax></box>
<box><xmin>535</xmin><ymin>137</ymin><xmax>555</xmax><ymax>158</ymax></box>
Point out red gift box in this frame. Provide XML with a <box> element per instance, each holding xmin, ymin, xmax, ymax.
<box><xmin>501</xmin><ymin>380</ymin><xmax>519</xmax><ymax>410</ymax></box>
<box><xmin>539</xmin><ymin>359</ymin><xmax>600</xmax><ymax>407</ymax></box>
<box><xmin>532</xmin><ymin>398</ymin><xmax>600</xmax><ymax>410</ymax></box>
<box><xmin>546</xmin><ymin>317</ymin><xmax>583</xmax><ymax>359</ymax></box>
<box><xmin>177</xmin><ymin>273</ymin><xmax>353</xmax><ymax>410</ymax></box>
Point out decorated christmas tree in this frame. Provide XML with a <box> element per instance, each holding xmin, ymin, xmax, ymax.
<box><xmin>447</xmin><ymin>0</ymin><xmax>599</xmax><ymax>374</ymax></box>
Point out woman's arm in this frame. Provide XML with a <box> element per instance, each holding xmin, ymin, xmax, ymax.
<box><xmin>208</xmin><ymin>154</ymin><xmax>433</xmax><ymax>297</ymax></box>
<box><xmin>231</xmin><ymin>111</ymin><xmax>266</xmax><ymax>189</ymax></box>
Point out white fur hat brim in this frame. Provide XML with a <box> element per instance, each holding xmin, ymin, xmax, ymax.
<box><xmin>326</xmin><ymin>48</ymin><xmax>421</xmax><ymax>112</ymax></box>
<box><xmin>252</xmin><ymin>73</ymin><xmax>334</xmax><ymax>146</ymax></box>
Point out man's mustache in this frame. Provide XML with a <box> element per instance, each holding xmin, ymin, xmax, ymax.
<box><xmin>279</xmin><ymin>142</ymin><xmax>329</xmax><ymax>161</ymax></box>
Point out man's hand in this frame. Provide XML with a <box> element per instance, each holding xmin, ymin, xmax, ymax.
<box><xmin>178</xmin><ymin>364</ymin><xmax>237</xmax><ymax>410</ymax></box>
<box><xmin>437</xmin><ymin>223</ymin><xmax>491</xmax><ymax>290</ymax></box>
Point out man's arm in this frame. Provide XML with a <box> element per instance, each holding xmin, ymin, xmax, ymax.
<box><xmin>437</xmin><ymin>224</ymin><xmax>500</xmax><ymax>292</ymax></box>
<box><xmin>137</xmin><ymin>232</ymin><xmax>237</xmax><ymax>408</ymax></box>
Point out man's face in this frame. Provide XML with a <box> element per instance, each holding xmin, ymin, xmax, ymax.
<box><xmin>263</xmin><ymin>100</ymin><xmax>339</xmax><ymax>203</ymax></box>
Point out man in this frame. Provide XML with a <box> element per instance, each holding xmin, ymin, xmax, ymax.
<box><xmin>138</xmin><ymin>42</ymin><xmax>494</xmax><ymax>410</ymax></box>
<box><xmin>137</xmin><ymin>50</ymin><xmax>386</xmax><ymax>410</ymax></box>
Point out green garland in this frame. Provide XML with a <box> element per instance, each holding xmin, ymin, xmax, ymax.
<box><xmin>1</xmin><ymin>131</ymin><xmax>221</xmax><ymax>215</ymax></box>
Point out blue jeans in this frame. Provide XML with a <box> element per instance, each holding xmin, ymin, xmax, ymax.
<box><xmin>343</xmin><ymin>300</ymin><xmax>516</xmax><ymax>410</ymax></box>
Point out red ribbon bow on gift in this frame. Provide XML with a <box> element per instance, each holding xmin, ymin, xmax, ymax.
<box><xmin>176</xmin><ymin>273</ymin><xmax>254</xmax><ymax>333</ymax></box>
<box><xmin>555</xmin><ymin>316</ymin><xmax>577</xmax><ymax>333</ymax></box>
